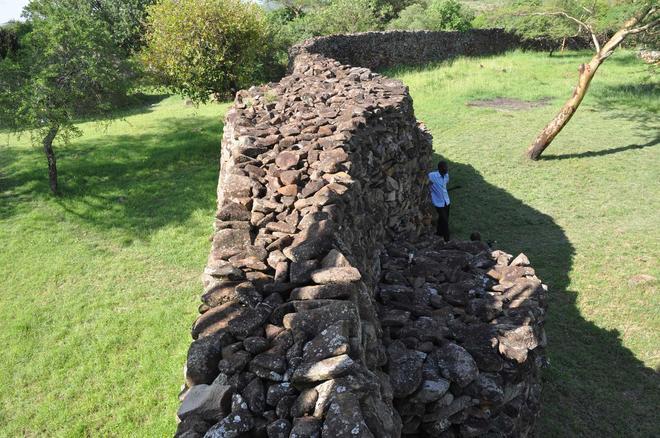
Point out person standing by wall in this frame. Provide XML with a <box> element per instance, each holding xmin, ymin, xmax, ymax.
<box><xmin>429</xmin><ymin>160</ymin><xmax>451</xmax><ymax>241</ymax></box>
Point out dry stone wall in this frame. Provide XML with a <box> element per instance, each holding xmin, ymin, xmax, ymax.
<box><xmin>288</xmin><ymin>29</ymin><xmax>590</xmax><ymax>72</ymax></box>
<box><xmin>175</xmin><ymin>31</ymin><xmax>548</xmax><ymax>438</ymax></box>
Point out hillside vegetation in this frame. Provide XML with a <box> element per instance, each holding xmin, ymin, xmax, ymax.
<box><xmin>0</xmin><ymin>50</ymin><xmax>658</xmax><ymax>436</ymax></box>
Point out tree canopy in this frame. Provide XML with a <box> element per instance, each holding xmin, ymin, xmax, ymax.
<box><xmin>141</xmin><ymin>0</ymin><xmax>269</xmax><ymax>102</ymax></box>
<box><xmin>0</xmin><ymin>0</ymin><xmax>134</xmax><ymax>193</ymax></box>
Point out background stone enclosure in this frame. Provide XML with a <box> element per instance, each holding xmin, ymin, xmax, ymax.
<box><xmin>176</xmin><ymin>30</ymin><xmax>548</xmax><ymax>438</ymax></box>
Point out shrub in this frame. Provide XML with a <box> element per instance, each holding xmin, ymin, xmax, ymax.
<box><xmin>141</xmin><ymin>0</ymin><xmax>269</xmax><ymax>102</ymax></box>
<box><xmin>388</xmin><ymin>0</ymin><xmax>474</xmax><ymax>31</ymax></box>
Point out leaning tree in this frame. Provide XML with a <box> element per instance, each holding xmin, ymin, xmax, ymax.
<box><xmin>522</xmin><ymin>1</ymin><xmax>659</xmax><ymax>160</ymax></box>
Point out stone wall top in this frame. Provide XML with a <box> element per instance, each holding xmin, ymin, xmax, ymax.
<box><xmin>289</xmin><ymin>29</ymin><xmax>592</xmax><ymax>72</ymax></box>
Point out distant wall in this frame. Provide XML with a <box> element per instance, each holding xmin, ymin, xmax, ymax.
<box><xmin>174</xmin><ymin>31</ymin><xmax>548</xmax><ymax>438</ymax></box>
<box><xmin>289</xmin><ymin>29</ymin><xmax>521</xmax><ymax>71</ymax></box>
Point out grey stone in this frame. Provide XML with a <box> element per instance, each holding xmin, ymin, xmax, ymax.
<box><xmin>292</xmin><ymin>354</ymin><xmax>355</xmax><ymax>383</ymax></box>
<box><xmin>291</xmin><ymin>388</ymin><xmax>319</xmax><ymax>417</ymax></box>
<box><xmin>429</xmin><ymin>343</ymin><xmax>479</xmax><ymax>387</ymax></box>
<box><xmin>386</xmin><ymin>340</ymin><xmax>425</xmax><ymax>398</ymax></box>
<box><xmin>283</xmin><ymin>220</ymin><xmax>335</xmax><ymax>262</ymax></box>
<box><xmin>321</xmin><ymin>249</ymin><xmax>351</xmax><ymax>268</ymax></box>
<box><xmin>266</xmin><ymin>419</ymin><xmax>291</xmax><ymax>438</ymax></box>
<box><xmin>409</xmin><ymin>378</ymin><xmax>450</xmax><ymax>403</ymax></box>
<box><xmin>302</xmin><ymin>320</ymin><xmax>350</xmax><ymax>362</ymax></box>
<box><xmin>290</xmin><ymin>417</ymin><xmax>322</xmax><ymax>438</ymax></box>
<box><xmin>186</xmin><ymin>331</ymin><xmax>234</xmax><ymax>386</ymax></box>
<box><xmin>177</xmin><ymin>383</ymin><xmax>232</xmax><ymax>422</ymax></box>
<box><xmin>321</xmin><ymin>393</ymin><xmax>374</xmax><ymax>438</ymax></box>
<box><xmin>310</xmin><ymin>267</ymin><xmax>361</xmax><ymax>284</ymax></box>
<box><xmin>289</xmin><ymin>259</ymin><xmax>320</xmax><ymax>283</ymax></box>
<box><xmin>290</xmin><ymin>283</ymin><xmax>356</xmax><ymax>301</ymax></box>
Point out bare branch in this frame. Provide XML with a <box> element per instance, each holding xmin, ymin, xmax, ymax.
<box><xmin>628</xmin><ymin>18</ymin><xmax>660</xmax><ymax>34</ymax></box>
<box><xmin>525</xmin><ymin>11</ymin><xmax>601</xmax><ymax>52</ymax></box>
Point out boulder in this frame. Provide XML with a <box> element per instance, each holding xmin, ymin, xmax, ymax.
<box><xmin>177</xmin><ymin>383</ymin><xmax>232</xmax><ymax>422</ymax></box>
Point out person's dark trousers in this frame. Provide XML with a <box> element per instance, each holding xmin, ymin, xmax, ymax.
<box><xmin>436</xmin><ymin>204</ymin><xmax>450</xmax><ymax>242</ymax></box>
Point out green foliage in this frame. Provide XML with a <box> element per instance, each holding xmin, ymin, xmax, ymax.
<box><xmin>479</xmin><ymin>0</ymin><xmax>659</xmax><ymax>44</ymax></box>
<box><xmin>0</xmin><ymin>0</ymin><xmax>132</xmax><ymax>141</ymax></box>
<box><xmin>141</xmin><ymin>0</ymin><xmax>269</xmax><ymax>102</ymax></box>
<box><xmin>307</xmin><ymin>0</ymin><xmax>382</xmax><ymax>33</ymax></box>
<box><xmin>277</xmin><ymin>0</ymin><xmax>383</xmax><ymax>43</ymax></box>
<box><xmin>0</xmin><ymin>23</ymin><xmax>19</xmax><ymax>59</ymax></box>
<box><xmin>89</xmin><ymin>0</ymin><xmax>156</xmax><ymax>54</ymax></box>
<box><xmin>388</xmin><ymin>0</ymin><xmax>475</xmax><ymax>31</ymax></box>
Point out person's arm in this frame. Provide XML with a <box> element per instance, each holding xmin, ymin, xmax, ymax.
<box><xmin>446</xmin><ymin>175</ymin><xmax>461</xmax><ymax>191</ymax></box>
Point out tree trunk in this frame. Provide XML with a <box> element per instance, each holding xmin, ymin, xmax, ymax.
<box><xmin>526</xmin><ymin>57</ymin><xmax>600</xmax><ymax>160</ymax></box>
<box><xmin>525</xmin><ymin>5</ymin><xmax>656</xmax><ymax>160</ymax></box>
<box><xmin>43</xmin><ymin>126</ymin><xmax>59</xmax><ymax>194</ymax></box>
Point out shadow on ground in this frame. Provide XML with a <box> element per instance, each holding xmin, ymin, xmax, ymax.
<box><xmin>432</xmin><ymin>154</ymin><xmax>659</xmax><ymax>436</ymax></box>
<box><xmin>540</xmin><ymin>135</ymin><xmax>659</xmax><ymax>161</ymax></box>
<box><xmin>0</xmin><ymin>115</ymin><xmax>223</xmax><ymax>238</ymax></box>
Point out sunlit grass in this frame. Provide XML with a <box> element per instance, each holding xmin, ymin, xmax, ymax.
<box><xmin>0</xmin><ymin>95</ymin><xmax>228</xmax><ymax>436</ymax></box>
<box><xmin>388</xmin><ymin>49</ymin><xmax>659</xmax><ymax>437</ymax></box>
<box><xmin>0</xmin><ymin>50</ymin><xmax>657</xmax><ymax>436</ymax></box>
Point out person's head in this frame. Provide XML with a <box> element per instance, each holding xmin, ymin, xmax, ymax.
<box><xmin>437</xmin><ymin>160</ymin><xmax>448</xmax><ymax>176</ymax></box>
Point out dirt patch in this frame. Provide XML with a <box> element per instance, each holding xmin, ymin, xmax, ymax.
<box><xmin>467</xmin><ymin>97</ymin><xmax>552</xmax><ymax>111</ymax></box>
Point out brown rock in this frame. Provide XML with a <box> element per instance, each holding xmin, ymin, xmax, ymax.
<box><xmin>275</xmin><ymin>151</ymin><xmax>299</xmax><ymax>170</ymax></box>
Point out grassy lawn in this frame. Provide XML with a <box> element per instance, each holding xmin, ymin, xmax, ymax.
<box><xmin>0</xmin><ymin>96</ymin><xmax>229</xmax><ymax>436</ymax></box>
<box><xmin>0</xmin><ymin>50</ymin><xmax>657</xmax><ymax>436</ymax></box>
<box><xmin>388</xmin><ymin>50</ymin><xmax>659</xmax><ymax>436</ymax></box>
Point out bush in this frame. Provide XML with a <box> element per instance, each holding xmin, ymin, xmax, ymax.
<box><xmin>388</xmin><ymin>0</ymin><xmax>474</xmax><ymax>31</ymax></box>
<box><xmin>141</xmin><ymin>0</ymin><xmax>269</xmax><ymax>102</ymax></box>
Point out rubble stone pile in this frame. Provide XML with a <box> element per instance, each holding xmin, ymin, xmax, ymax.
<box><xmin>175</xmin><ymin>31</ymin><xmax>548</xmax><ymax>438</ymax></box>
<box><xmin>376</xmin><ymin>237</ymin><xmax>546</xmax><ymax>437</ymax></box>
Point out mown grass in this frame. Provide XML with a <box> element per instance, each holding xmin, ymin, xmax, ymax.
<box><xmin>0</xmin><ymin>50</ymin><xmax>657</xmax><ymax>436</ymax></box>
<box><xmin>0</xmin><ymin>96</ymin><xmax>228</xmax><ymax>436</ymax></box>
<box><xmin>387</xmin><ymin>49</ymin><xmax>659</xmax><ymax>437</ymax></box>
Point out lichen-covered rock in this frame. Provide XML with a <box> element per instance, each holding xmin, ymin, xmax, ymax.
<box><xmin>321</xmin><ymin>393</ymin><xmax>374</xmax><ymax>438</ymax></box>
<box><xmin>431</xmin><ymin>342</ymin><xmax>479</xmax><ymax>388</ymax></box>
<box><xmin>186</xmin><ymin>331</ymin><xmax>234</xmax><ymax>386</ymax></box>
<box><xmin>387</xmin><ymin>340</ymin><xmax>425</xmax><ymax>398</ymax></box>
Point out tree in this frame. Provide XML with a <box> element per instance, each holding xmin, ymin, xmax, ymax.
<box><xmin>141</xmin><ymin>0</ymin><xmax>269</xmax><ymax>102</ymax></box>
<box><xmin>0</xmin><ymin>0</ymin><xmax>132</xmax><ymax>194</ymax></box>
<box><xmin>525</xmin><ymin>2</ymin><xmax>659</xmax><ymax>160</ymax></box>
<box><xmin>88</xmin><ymin>0</ymin><xmax>156</xmax><ymax>54</ymax></box>
<box><xmin>302</xmin><ymin>0</ymin><xmax>382</xmax><ymax>34</ymax></box>
<box><xmin>388</xmin><ymin>0</ymin><xmax>474</xmax><ymax>31</ymax></box>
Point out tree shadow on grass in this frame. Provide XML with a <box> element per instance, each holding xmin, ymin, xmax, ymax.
<box><xmin>0</xmin><ymin>115</ymin><xmax>223</xmax><ymax>239</ymax></box>
<box><xmin>432</xmin><ymin>154</ymin><xmax>659</xmax><ymax>436</ymax></box>
<box><xmin>539</xmin><ymin>136</ymin><xmax>659</xmax><ymax>161</ymax></box>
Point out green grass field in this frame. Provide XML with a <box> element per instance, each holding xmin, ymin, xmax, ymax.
<box><xmin>0</xmin><ymin>50</ymin><xmax>658</xmax><ymax>436</ymax></box>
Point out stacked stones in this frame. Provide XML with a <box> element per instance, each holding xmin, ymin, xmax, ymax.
<box><xmin>176</xmin><ymin>53</ymin><xmax>433</xmax><ymax>438</ymax></box>
<box><xmin>175</xmin><ymin>36</ymin><xmax>548</xmax><ymax>438</ymax></box>
<box><xmin>289</xmin><ymin>29</ymin><xmax>591</xmax><ymax>72</ymax></box>
<box><xmin>376</xmin><ymin>236</ymin><xmax>547</xmax><ymax>437</ymax></box>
